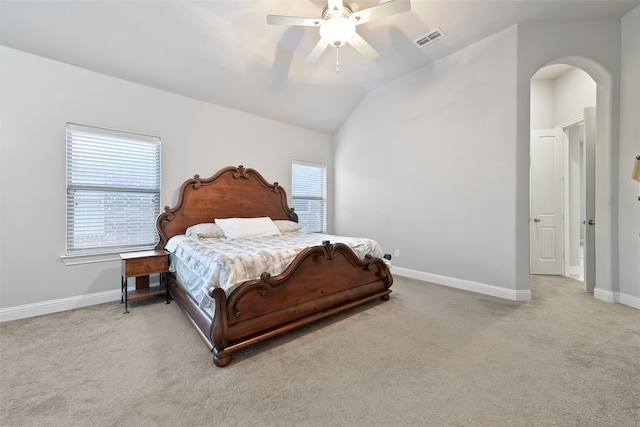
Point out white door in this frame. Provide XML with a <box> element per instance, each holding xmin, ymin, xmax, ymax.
<box><xmin>530</xmin><ymin>128</ymin><xmax>564</xmax><ymax>275</ymax></box>
<box><xmin>583</xmin><ymin>107</ymin><xmax>596</xmax><ymax>292</ymax></box>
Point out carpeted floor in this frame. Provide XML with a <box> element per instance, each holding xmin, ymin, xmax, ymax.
<box><xmin>1</xmin><ymin>275</ymin><xmax>639</xmax><ymax>426</ymax></box>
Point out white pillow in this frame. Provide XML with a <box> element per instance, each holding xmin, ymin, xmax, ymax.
<box><xmin>273</xmin><ymin>220</ymin><xmax>302</xmax><ymax>233</ymax></box>
<box><xmin>214</xmin><ymin>217</ymin><xmax>281</xmax><ymax>240</ymax></box>
<box><xmin>185</xmin><ymin>223</ymin><xmax>225</xmax><ymax>239</ymax></box>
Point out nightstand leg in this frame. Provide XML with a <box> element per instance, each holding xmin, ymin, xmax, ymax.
<box><xmin>163</xmin><ymin>273</ymin><xmax>171</xmax><ymax>305</ymax></box>
<box><xmin>123</xmin><ymin>277</ymin><xmax>129</xmax><ymax>314</ymax></box>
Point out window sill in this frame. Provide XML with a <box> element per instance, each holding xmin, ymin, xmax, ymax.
<box><xmin>61</xmin><ymin>246</ymin><xmax>156</xmax><ymax>266</ymax></box>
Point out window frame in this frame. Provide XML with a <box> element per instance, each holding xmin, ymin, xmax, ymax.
<box><xmin>65</xmin><ymin>122</ymin><xmax>161</xmax><ymax>258</ymax></box>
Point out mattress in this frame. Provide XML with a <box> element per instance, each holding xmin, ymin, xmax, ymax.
<box><xmin>166</xmin><ymin>231</ymin><xmax>387</xmax><ymax>315</ymax></box>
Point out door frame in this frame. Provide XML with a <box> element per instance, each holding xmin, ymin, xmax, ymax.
<box><xmin>557</xmin><ymin>116</ymin><xmax>584</xmax><ymax>281</ymax></box>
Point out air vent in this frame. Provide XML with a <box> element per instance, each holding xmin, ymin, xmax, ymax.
<box><xmin>413</xmin><ymin>28</ymin><xmax>445</xmax><ymax>48</ymax></box>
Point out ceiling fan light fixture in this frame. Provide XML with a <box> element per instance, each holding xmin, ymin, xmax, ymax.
<box><xmin>268</xmin><ymin>0</ymin><xmax>410</xmax><ymax>63</ymax></box>
<box><xmin>320</xmin><ymin>17</ymin><xmax>355</xmax><ymax>47</ymax></box>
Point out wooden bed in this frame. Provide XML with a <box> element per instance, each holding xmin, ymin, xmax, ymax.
<box><xmin>156</xmin><ymin>165</ymin><xmax>393</xmax><ymax>367</ymax></box>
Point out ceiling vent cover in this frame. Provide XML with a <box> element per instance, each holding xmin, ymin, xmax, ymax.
<box><xmin>413</xmin><ymin>28</ymin><xmax>445</xmax><ymax>48</ymax></box>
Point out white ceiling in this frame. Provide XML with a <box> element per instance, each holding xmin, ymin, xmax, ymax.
<box><xmin>2</xmin><ymin>0</ymin><xmax>638</xmax><ymax>134</ymax></box>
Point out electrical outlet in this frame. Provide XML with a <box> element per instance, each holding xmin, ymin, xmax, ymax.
<box><xmin>394</xmin><ymin>249</ymin><xmax>400</xmax><ymax>258</ymax></box>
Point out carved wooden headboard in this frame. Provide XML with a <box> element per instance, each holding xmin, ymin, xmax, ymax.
<box><xmin>156</xmin><ymin>165</ymin><xmax>298</xmax><ymax>248</ymax></box>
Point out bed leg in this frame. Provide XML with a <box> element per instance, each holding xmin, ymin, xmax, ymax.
<box><xmin>212</xmin><ymin>348</ymin><xmax>232</xmax><ymax>367</ymax></box>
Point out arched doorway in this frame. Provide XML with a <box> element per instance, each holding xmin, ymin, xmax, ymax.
<box><xmin>525</xmin><ymin>56</ymin><xmax>616</xmax><ymax>301</ymax></box>
<box><xmin>529</xmin><ymin>64</ymin><xmax>597</xmax><ymax>291</ymax></box>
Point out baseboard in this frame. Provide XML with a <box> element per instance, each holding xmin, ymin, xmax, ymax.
<box><xmin>620</xmin><ymin>293</ymin><xmax>640</xmax><ymax>310</ymax></box>
<box><xmin>4</xmin><ymin>278</ymin><xmax>634</xmax><ymax>323</ymax></box>
<box><xmin>569</xmin><ymin>266</ymin><xmax>582</xmax><ymax>276</ymax></box>
<box><xmin>0</xmin><ymin>290</ymin><xmax>121</xmax><ymax>322</ymax></box>
<box><xmin>594</xmin><ymin>288</ymin><xmax>615</xmax><ymax>303</ymax></box>
<box><xmin>392</xmin><ymin>267</ymin><xmax>532</xmax><ymax>301</ymax></box>
<box><xmin>594</xmin><ymin>288</ymin><xmax>640</xmax><ymax>310</ymax></box>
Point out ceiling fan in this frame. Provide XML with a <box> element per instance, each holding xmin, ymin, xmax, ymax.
<box><xmin>267</xmin><ymin>0</ymin><xmax>411</xmax><ymax>64</ymax></box>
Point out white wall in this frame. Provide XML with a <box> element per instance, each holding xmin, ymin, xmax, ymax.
<box><xmin>0</xmin><ymin>46</ymin><xmax>333</xmax><ymax>317</ymax></box>
<box><xmin>531</xmin><ymin>67</ymin><xmax>597</xmax><ymax>129</ymax></box>
<box><xmin>336</xmin><ymin>16</ymin><xmax>635</xmax><ymax>308</ymax></box>
<box><xmin>619</xmin><ymin>5</ymin><xmax>640</xmax><ymax>304</ymax></box>
<box><xmin>530</xmin><ymin>79</ymin><xmax>554</xmax><ymax>129</ymax></box>
<box><xmin>335</xmin><ymin>26</ymin><xmax>526</xmax><ymax>300</ymax></box>
<box><xmin>3</xmin><ymin>8</ymin><xmax>638</xmax><ymax>317</ymax></box>
<box><xmin>517</xmin><ymin>19</ymin><xmax>625</xmax><ymax>305</ymax></box>
<box><xmin>554</xmin><ymin>68</ymin><xmax>597</xmax><ymax>125</ymax></box>
<box><xmin>530</xmin><ymin>67</ymin><xmax>597</xmax><ymax>129</ymax></box>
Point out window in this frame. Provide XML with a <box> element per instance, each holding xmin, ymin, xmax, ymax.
<box><xmin>66</xmin><ymin>123</ymin><xmax>161</xmax><ymax>255</ymax></box>
<box><xmin>292</xmin><ymin>161</ymin><xmax>326</xmax><ymax>233</ymax></box>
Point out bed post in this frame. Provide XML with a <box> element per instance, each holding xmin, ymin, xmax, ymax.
<box><xmin>209</xmin><ymin>287</ymin><xmax>232</xmax><ymax>367</ymax></box>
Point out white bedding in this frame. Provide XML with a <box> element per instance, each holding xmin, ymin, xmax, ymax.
<box><xmin>166</xmin><ymin>231</ymin><xmax>387</xmax><ymax>314</ymax></box>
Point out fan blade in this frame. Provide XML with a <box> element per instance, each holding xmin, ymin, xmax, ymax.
<box><xmin>267</xmin><ymin>15</ymin><xmax>322</xmax><ymax>27</ymax></box>
<box><xmin>350</xmin><ymin>0</ymin><xmax>411</xmax><ymax>25</ymax></box>
<box><xmin>348</xmin><ymin>32</ymin><xmax>379</xmax><ymax>59</ymax></box>
<box><xmin>306</xmin><ymin>39</ymin><xmax>329</xmax><ymax>64</ymax></box>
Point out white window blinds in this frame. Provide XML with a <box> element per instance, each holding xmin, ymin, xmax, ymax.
<box><xmin>292</xmin><ymin>161</ymin><xmax>326</xmax><ymax>233</ymax></box>
<box><xmin>66</xmin><ymin>123</ymin><xmax>161</xmax><ymax>255</ymax></box>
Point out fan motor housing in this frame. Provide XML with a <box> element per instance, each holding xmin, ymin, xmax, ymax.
<box><xmin>322</xmin><ymin>2</ymin><xmax>353</xmax><ymax>20</ymax></box>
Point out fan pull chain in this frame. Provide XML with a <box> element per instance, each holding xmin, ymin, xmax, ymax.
<box><xmin>336</xmin><ymin>48</ymin><xmax>339</xmax><ymax>73</ymax></box>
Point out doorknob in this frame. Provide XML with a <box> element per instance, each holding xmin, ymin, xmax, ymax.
<box><xmin>534</xmin><ymin>218</ymin><xmax>541</xmax><ymax>222</ymax></box>
<box><xmin>588</xmin><ymin>220</ymin><xmax>595</xmax><ymax>225</ymax></box>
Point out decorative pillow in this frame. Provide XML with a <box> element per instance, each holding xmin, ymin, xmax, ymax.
<box><xmin>214</xmin><ymin>217</ymin><xmax>281</xmax><ymax>240</ymax></box>
<box><xmin>185</xmin><ymin>223</ymin><xmax>225</xmax><ymax>239</ymax></box>
<box><xmin>273</xmin><ymin>220</ymin><xmax>302</xmax><ymax>233</ymax></box>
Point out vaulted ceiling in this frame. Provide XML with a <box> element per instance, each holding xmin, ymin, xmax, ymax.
<box><xmin>2</xmin><ymin>1</ymin><xmax>638</xmax><ymax>134</ymax></box>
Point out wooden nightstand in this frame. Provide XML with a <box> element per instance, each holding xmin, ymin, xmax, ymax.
<box><xmin>120</xmin><ymin>248</ymin><xmax>170</xmax><ymax>313</ymax></box>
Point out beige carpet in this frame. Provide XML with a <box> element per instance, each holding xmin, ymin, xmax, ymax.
<box><xmin>1</xmin><ymin>275</ymin><xmax>639</xmax><ymax>426</ymax></box>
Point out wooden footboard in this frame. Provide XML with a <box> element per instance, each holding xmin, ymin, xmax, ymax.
<box><xmin>170</xmin><ymin>241</ymin><xmax>392</xmax><ymax>367</ymax></box>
